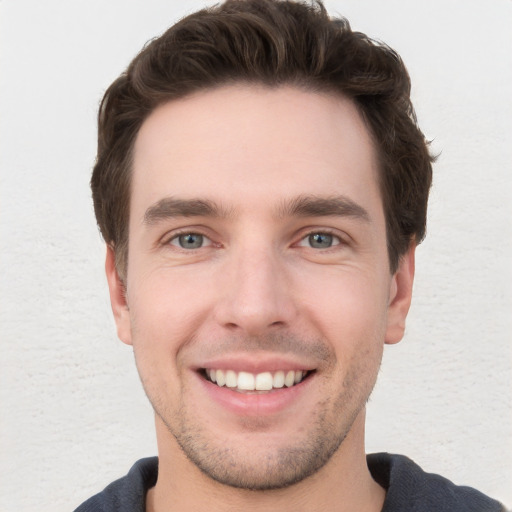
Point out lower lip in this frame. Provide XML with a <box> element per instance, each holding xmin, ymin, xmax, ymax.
<box><xmin>196</xmin><ymin>372</ymin><xmax>314</xmax><ymax>416</ymax></box>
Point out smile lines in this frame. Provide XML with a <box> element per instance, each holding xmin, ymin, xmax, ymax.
<box><xmin>205</xmin><ymin>369</ymin><xmax>310</xmax><ymax>392</ymax></box>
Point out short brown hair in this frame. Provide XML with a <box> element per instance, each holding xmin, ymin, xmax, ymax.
<box><xmin>91</xmin><ymin>0</ymin><xmax>434</xmax><ymax>277</ymax></box>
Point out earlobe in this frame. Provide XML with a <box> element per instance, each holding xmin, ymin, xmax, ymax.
<box><xmin>384</xmin><ymin>244</ymin><xmax>416</xmax><ymax>345</ymax></box>
<box><xmin>105</xmin><ymin>245</ymin><xmax>133</xmax><ymax>345</ymax></box>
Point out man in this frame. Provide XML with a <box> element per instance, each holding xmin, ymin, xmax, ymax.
<box><xmin>75</xmin><ymin>1</ymin><xmax>506</xmax><ymax>510</ymax></box>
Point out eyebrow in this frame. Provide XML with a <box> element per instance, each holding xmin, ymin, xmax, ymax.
<box><xmin>278</xmin><ymin>195</ymin><xmax>370</xmax><ymax>222</ymax></box>
<box><xmin>143</xmin><ymin>197</ymin><xmax>231</xmax><ymax>225</ymax></box>
<box><xmin>143</xmin><ymin>194</ymin><xmax>370</xmax><ymax>225</ymax></box>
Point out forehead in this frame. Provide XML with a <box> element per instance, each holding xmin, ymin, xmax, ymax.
<box><xmin>131</xmin><ymin>85</ymin><xmax>381</xmax><ymax>219</ymax></box>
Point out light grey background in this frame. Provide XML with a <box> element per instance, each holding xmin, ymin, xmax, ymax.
<box><xmin>1</xmin><ymin>1</ymin><xmax>511</xmax><ymax>510</ymax></box>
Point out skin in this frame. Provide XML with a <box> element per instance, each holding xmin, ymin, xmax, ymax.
<box><xmin>106</xmin><ymin>85</ymin><xmax>415</xmax><ymax>511</ymax></box>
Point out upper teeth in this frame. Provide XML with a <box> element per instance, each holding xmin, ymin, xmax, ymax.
<box><xmin>207</xmin><ymin>369</ymin><xmax>306</xmax><ymax>391</ymax></box>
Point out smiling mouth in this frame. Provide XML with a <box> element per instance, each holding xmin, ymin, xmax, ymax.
<box><xmin>201</xmin><ymin>369</ymin><xmax>313</xmax><ymax>393</ymax></box>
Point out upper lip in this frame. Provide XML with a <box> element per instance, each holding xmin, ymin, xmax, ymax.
<box><xmin>193</xmin><ymin>354</ymin><xmax>317</xmax><ymax>374</ymax></box>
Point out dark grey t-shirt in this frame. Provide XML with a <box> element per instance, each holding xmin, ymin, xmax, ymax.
<box><xmin>74</xmin><ymin>453</ymin><xmax>506</xmax><ymax>511</ymax></box>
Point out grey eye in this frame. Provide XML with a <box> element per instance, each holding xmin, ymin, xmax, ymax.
<box><xmin>177</xmin><ymin>233</ymin><xmax>204</xmax><ymax>249</ymax></box>
<box><xmin>308</xmin><ymin>233</ymin><xmax>334</xmax><ymax>248</ymax></box>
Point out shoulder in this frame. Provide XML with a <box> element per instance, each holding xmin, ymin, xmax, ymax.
<box><xmin>367</xmin><ymin>453</ymin><xmax>507</xmax><ymax>512</ymax></box>
<box><xmin>73</xmin><ymin>457</ymin><xmax>158</xmax><ymax>512</ymax></box>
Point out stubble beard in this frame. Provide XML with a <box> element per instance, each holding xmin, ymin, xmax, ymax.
<box><xmin>136</xmin><ymin>332</ymin><xmax>383</xmax><ymax>491</ymax></box>
<box><xmin>154</xmin><ymin>361</ymin><xmax>379</xmax><ymax>491</ymax></box>
<box><xmin>168</xmin><ymin>398</ymin><xmax>348</xmax><ymax>490</ymax></box>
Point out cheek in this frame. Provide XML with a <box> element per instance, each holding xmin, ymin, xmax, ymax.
<box><xmin>127</xmin><ymin>266</ymin><xmax>215</xmax><ymax>353</ymax></box>
<box><xmin>127</xmin><ymin>275</ymin><xmax>195</xmax><ymax>410</ymax></box>
<box><xmin>299</xmin><ymin>267</ymin><xmax>390</xmax><ymax>347</ymax></box>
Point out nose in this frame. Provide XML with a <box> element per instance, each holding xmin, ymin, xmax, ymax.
<box><xmin>214</xmin><ymin>244</ymin><xmax>297</xmax><ymax>336</ymax></box>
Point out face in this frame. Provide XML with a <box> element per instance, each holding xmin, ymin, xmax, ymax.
<box><xmin>107</xmin><ymin>85</ymin><xmax>414</xmax><ymax>490</ymax></box>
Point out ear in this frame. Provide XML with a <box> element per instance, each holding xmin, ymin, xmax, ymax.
<box><xmin>385</xmin><ymin>244</ymin><xmax>416</xmax><ymax>345</ymax></box>
<box><xmin>105</xmin><ymin>245</ymin><xmax>132</xmax><ymax>345</ymax></box>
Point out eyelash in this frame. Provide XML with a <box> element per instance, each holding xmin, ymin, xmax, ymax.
<box><xmin>162</xmin><ymin>228</ymin><xmax>346</xmax><ymax>251</ymax></box>
<box><xmin>297</xmin><ymin>230</ymin><xmax>343</xmax><ymax>250</ymax></box>
<box><xmin>163</xmin><ymin>230</ymin><xmax>214</xmax><ymax>250</ymax></box>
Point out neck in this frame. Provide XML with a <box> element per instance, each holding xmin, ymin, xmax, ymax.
<box><xmin>147</xmin><ymin>409</ymin><xmax>385</xmax><ymax>512</ymax></box>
